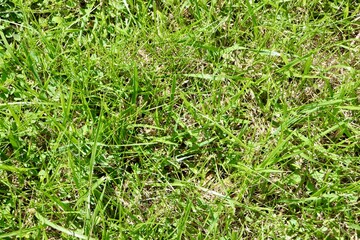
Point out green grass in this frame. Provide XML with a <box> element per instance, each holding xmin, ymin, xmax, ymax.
<box><xmin>0</xmin><ymin>0</ymin><xmax>359</xmax><ymax>239</ymax></box>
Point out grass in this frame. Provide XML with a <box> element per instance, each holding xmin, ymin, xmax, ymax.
<box><xmin>0</xmin><ymin>0</ymin><xmax>359</xmax><ymax>239</ymax></box>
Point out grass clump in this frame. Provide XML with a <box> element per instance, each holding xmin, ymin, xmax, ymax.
<box><xmin>0</xmin><ymin>0</ymin><xmax>359</xmax><ymax>239</ymax></box>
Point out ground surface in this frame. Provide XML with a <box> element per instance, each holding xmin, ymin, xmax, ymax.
<box><xmin>0</xmin><ymin>0</ymin><xmax>360</xmax><ymax>239</ymax></box>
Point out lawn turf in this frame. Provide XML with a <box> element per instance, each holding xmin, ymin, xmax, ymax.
<box><xmin>0</xmin><ymin>0</ymin><xmax>360</xmax><ymax>239</ymax></box>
